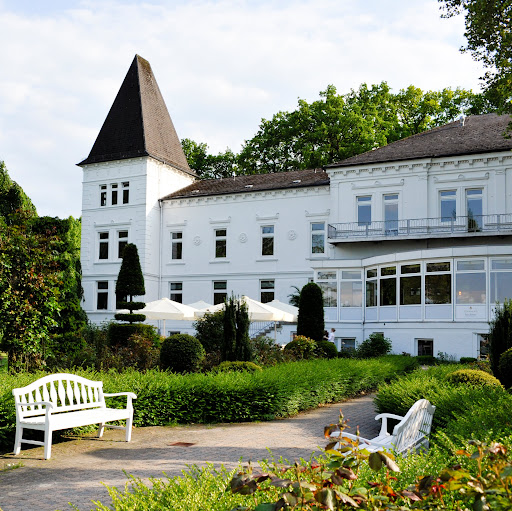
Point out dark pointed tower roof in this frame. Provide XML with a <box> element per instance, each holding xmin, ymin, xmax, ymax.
<box><xmin>78</xmin><ymin>55</ymin><xmax>193</xmax><ymax>174</ymax></box>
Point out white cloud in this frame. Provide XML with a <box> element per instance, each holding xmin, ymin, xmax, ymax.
<box><xmin>0</xmin><ymin>0</ymin><xmax>485</xmax><ymax>217</ymax></box>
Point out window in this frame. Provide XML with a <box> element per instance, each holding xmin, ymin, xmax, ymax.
<box><xmin>340</xmin><ymin>338</ymin><xmax>356</xmax><ymax>351</ymax></box>
<box><xmin>478</xmin><ymin>334</ymin><xmax>489</xmax><ymax>359</ymax></box>
<box><xmin>400</xmin><ymin>263</ymin><xmax>421</xmax><ymax>305</ymax></box>
<box><xmin>170</xmin><ymin>282</ymin><xmax>183</xmax><ymax>303</ymax></box>
<box><xmin>260</xmin><ymin>280</ymin><xmax>275</xmax><ymax>303</ymax></box>
<box><xmin>118</xmin><ymin>230</ymin><xmax>128</xmax><ymax>258</ymax></box>
<box><xmin>490</xmin><ymin>258</ymin><xmax>512</xmax><ymax>303</ymax></box>
<box><xmin>97</xmin><ymin>281</ymin><xmax>108</xmax><ymax>310</ymax></box>
<box><xmin>261</xmin><ymin>226</ymin><xmax>274</xmax><ymax>256</ymax></box>
<box><xmin>98</xmin><ymin>232</ymin><xmax>109</xmax><ymax>260</ymax></box>
<box><xmin>100</xmin><ymin>185</ymin><xmax>107</xmax><ymax>207</ymax></box>
<box><xmin>317</xmin><ymin>270</ymin><xmax>337</xmax><ymax>307</ymax></box>
<box><xmin>417</xmin><ymin>339</ymin><xmax>433</xmax><ymax>356</ymax></box>
<box><xmin>213</xmin><ymin>281</ymin><xmax>227</xmax><ymax>305</ymax></box>
<box><xmin>425</xmin><ymin>261</ymin><xmax>451</xmax><ymax>304</ymax></box>
<box><xmin>311</xmin><ymin>222</ymin><xmax>325</xmax><ymax>254</ymax></box>
<box><xmin>340</xmin><ymin>270</ymin><xmax>362</xmax><ymax>307</ymax></box>
<box><xmin>111</xmin><ymin>184</ymin><xmax>118</xmax><ymax>205</ymax></box>
<box><xmin>366</xmin><ymin>268</ymin><xmax>378</xmax><ymax>307</ymax></box>
<box><xmin>466</xmin><ymin>188</ymin><xmax>483</xmax><ymax>230</ymax></box>
<box><xmin>357</xmin><ymin>196</ymin><xmax>371</xmax><ymax>226</ymax></box>
<box><xmin>380</xmin><ymin>266</ymin><xmax>396</xmax><ymax>306</ymax></box>
<box><xmin>384</xmin><ymin>194</ymin><xmax>398</xmax><ymax>234</ymax></box>
<box><xmin>456</xmin><ymin>259</ymin><xmax>486</xmax><ymax>304</ymax></box>
<box><xmin>440</xmin><ymin>190</ymin><xmax>456</xmax><ymax>222</ymax></box>
<box><xmin>215</xmin><ymin>229</ymin><xmax>227</xmax><ymax>258</ymax></box>
<box><xmin>122</xmin><ymin>182</ymin><xmax>130</xmax><ymax>204</ymax></box>
<box><xmin>171</xmin><ymin>232</ymin><xmax>183</xmax><ymax>260</ymax></box>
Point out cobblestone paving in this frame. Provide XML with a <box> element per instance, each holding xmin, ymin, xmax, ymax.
<box><xmin>0</xmin><ymin>394</ymin><xmax>378</xmax><ymax>511</ymax></box>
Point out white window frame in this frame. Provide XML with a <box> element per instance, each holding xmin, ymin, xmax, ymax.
<box><xmin>261</xmin><ymin>225</ymin><xmax>274</xmax><ymax>257</ymax></box>
<box><xmin>214</xmin><ymin>229</ymin><xmax>227</xmax><ymax>258</ymax></box>
<box><xmin>311</xmin><ymin>222</ymin><xmax>326</xmax><ymax>256</ymax></box>
<box><xmin>171</xmin><ymin>231</ymin><xmax>183</xmax><ymax>260</ymax></box>
<box><xmin>98</xmin><ymin>231</ymin><xmax>109</xmax><ymax>260</ymax></box>
<box><xmin>170</xmin><ymin>282</ymin><xmax>183</xmax><ymax>303</ymax></box>
<box><xmin>260</xmin><ymin>279</ymin><xmax>275</xmax><ymax>303</ymax></box>
<box><xmin>96</xmin><ymin>281</ymin><xmax>109</xmax><ymax>310</ymax></box>
<box><xmin>357</xmin><ymin>196</ymin><xmax>372</xmax><ymax>226</ymax></box>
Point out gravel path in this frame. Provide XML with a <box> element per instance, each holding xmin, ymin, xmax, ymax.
<box><xmin>0</xmin><ymin>394</ymin><xmax>379</xmax><ymax>511</ymax></box>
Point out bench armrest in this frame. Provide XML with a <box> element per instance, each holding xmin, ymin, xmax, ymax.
<box><xmin>15</xmin><ymin>401</ymin><xmax>54</xmax><ymax>418</ymax></box>
<box><xmin>375</xmin><ymin>413</ymin><xmax>404</xmax><ymax>436</ymax></box>
<box><xmin>103</xmin><ymin>392</ymin><xmax>137</xmax><ymax>399</ymax></box>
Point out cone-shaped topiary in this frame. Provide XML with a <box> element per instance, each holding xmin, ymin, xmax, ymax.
<box><xmin>296</xmin><ymin>283</ymin><xmax>325</xmax><ymax>342</ymax></box>
<box><xmin>498</xmin><ymin>347</ymin><xmax>512</xmax><ymax>388</ymax></box>
<box><xmin>115</xmin><ymin>243</ymin><xmax>146</xmax><ymax>324</ymax></box>
<box><xmin>489</xmin><ymin>299</ymin><xmax>512</xmax><ymax>380</ymax></box>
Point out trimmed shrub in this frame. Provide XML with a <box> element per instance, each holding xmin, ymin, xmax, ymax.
<box><xmin>107</xmin><ymin>323</ymin><xmax>157</xmax><ymax>347</ymax></box>
<box><xmin>357</xmin><ymin>332</ymin><xmax>392</xmax><ymax>358</ymax></box>
<box><xmin>214</xmin><ymin>361</ymin><xmax>263</xmax><ymax>373</ymax></box>
<box><xmin>445</xmin><ymin>368</ymin><xmax>503</xmax><ymax>389</ymax></box>
<box><xmin>283</xmin><ymin>336</ymin><xmax>317</xmax><ymax>360</ymax></box>
<box><xmin>296</xmin><ymin>283</ymin><xmax>324</xmax><ymax>342</ymax></box>
<box><xmin>160</xmin><ymin>334</ymin><xmax>205</xmax><ymax>373</ymax></box>
<box><xmin>498</xmin><ymin>347</ymin><xmax>512</xmax><ymax>388</ymax></box>
<box><xmin>315</xmin><ymin>340</ymin><xmax>338</xmax><ymax>359</ymax></box>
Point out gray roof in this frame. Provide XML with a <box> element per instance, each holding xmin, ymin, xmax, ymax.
<box><xmin>327</xmin><ymin>113</ymin><xmax>512</xmax><ymax>168</ymax></box>
<box><xmin>161</xmin><ymin>168</ymin><xmax>329</xmax><ymax>200</ymax></box>
<box><xmin>78</xmin><ymin>55</ymin><xmax>193</xmax><ymax>174</ymax></box>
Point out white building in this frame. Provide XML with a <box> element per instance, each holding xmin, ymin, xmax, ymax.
<box><xmin>79</xmin><ymin>55</ymin><xmax>512</xmax><ymax>358</ymax></box>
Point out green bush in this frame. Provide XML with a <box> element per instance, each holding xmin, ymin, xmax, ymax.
<box><xmin>498</xmin><ymin>347</ymin><xmax>512</xmax><ymax>388</ymax></box>
<box><xmin>193</xmin><ymin>310</ymin><xmax>224</xmax><ymax>353</ymax></box>
<box><xmin>283</xmin><ymin>336</ymin><xmax>317</xmax><ymax>360</ymax></box>
<box><xmin>160</xmin><ymin>334</ymin><xmax>205</xmax><ymax>373</ymax></box>
<box><xmin>445</xmin><ymin>368</ymin><xmax>503</xmax><ymax>389</ymax></box>
<box><xmin>107</xmin><ymin>323</ymin><xmax>157</xmax><ymax>347</ymax></box>
<box><xmin>416</xmin><ymin>355</ymin><xmax>437</xmax><ymax>366</ymax></box>
<box><xmin>315</xmin><ymin>340</ymin><xmax>338</xmax><ymax>359</ymax></box>
<box><xmin>214</xmin><ymin>361</ymin><xmax>263</xmax><ymax>373</ymax></box>
<box><xmin>357</xmin><ymin>332</ymin><xmax>392</xmax><ymax>358</ymax></box>
<box><xmin>459</xmin><ymin>357</ymin><xmax>477</xmax><ymax>364</ymax></box>
<box><xmin>249</xmin><ymin>336</ymin><xmax>284</xmax><ymax>367</ymax></box>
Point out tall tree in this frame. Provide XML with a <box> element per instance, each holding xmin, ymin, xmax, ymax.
<box><xmin>439</xmin><ymin>0</ymin><xmax>512</xmax><ymax>112</ymax></box>
<box><xmin>114</xmin><ymin>243</ymin><xmax>146</xmax><ymax>324</ymax></box>
<box><xmin>0</xmin><ymin>212</ymin><xmax>61</xmax><ymax>372</ymax></box>
<box><xmin>182</xmin><ymin>138</ymin><xmax>238</xmax><ymax>179</ymax></box>
<box><xmin>221</xmin><ymin>296</ymin><xmax>253</xmax><ymax>361</ymax></box>
<box><xmin>296</xmin><ymin>283</ymin><xmax>325</xmax><ymax>342</ymax></box>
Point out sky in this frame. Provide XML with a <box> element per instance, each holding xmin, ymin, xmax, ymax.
<box><xmin>0</xmin><ymin>0</ymin><xmax>485</xmax><ymax>219</ymax></box>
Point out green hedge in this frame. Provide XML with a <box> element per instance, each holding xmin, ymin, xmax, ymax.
<box><xmin>0</xmin><ymin>356</ymin><xmax>417</xmax><ymax>452</ymax></box>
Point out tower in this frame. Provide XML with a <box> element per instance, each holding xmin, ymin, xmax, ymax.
<box><xmin>78</xmin><ymin>55</ymin><xmax>196</xmax><ymax>322</ymax></box>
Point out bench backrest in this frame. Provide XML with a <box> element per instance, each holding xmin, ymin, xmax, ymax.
<box><xmin>13</xmin><ymin>373</ymin><xmax>105</xmax><ymax>420</ymax></box>
<box><xmin>392</xmin><ymin>399</ymin><xmax>436</xmax><ymax>453</ymax></box>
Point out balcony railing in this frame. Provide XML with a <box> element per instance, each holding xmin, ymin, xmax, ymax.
<box><xmin>328</xmin><ymin>213</ymin><xmax>512</xmax><ymax>242</ymax></box>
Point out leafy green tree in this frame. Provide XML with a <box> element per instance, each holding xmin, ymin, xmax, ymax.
<box><xmin>0</xmin><ymin>212</ymin><xmax>61</xmax><ymax>372</ymax></box>
<box><xmin>0</xmin><ymin>160</ymin><xmax>37</xmax><ymax>221</ymax></box>
<box><xmin>114</xmin><ymin>243</ymin><xmax>146</xmax><ymax>324</ymax></box>
<box><xmin>181</xmin><ymin>138</ymin><xmax>238</xmax><ymax>179</ymax></box>
<box><xmin>296</xmin><ymin>283</ymin><xmax>325</xmax><ymax>342</ymax></box>
<box><xmin>193</xmin><ymin>310</ymin><xmax>224</xmax><ymax>353</ymax></box>
<box><xmin>439</xmin><ymin>0</ymin><xmax>512</xmax><ymax>112</ymax></box>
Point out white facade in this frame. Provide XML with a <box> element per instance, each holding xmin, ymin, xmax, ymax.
<box><xmin>78</xmin><ymin>57</ymin><xmax>512</xmax><ymax>358</ymax></box>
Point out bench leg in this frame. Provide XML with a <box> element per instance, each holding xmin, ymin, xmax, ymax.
<box><xmin>97</xmin><ymin>422</ymin><xmax>105</xmax><ymax>438</ymax></box>
<box><xmin>13</xmin><ymin>424</ymin><xmax>22</xmax><ymax>455</ymax></box>
<box><xmin>125</xmin><ymin>415</ymin><xmax>133</xmax><ymax>442</ymax></box>
<box><xmin>43</xmin><ymin>427</ymin><xmax>52</xmax><ymax>460</ymax></box>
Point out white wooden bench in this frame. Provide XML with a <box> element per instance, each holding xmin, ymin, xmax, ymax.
<box><xmin>330</xmin><ymin>399</ymin><xmax>435</xmax><ymax>457</ymax></box>
<box><xmin>12</xmin><ymin>373</ymin><xmax>137</xmax><ymax>460</ymax></box>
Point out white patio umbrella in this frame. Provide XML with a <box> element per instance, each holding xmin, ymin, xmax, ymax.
<box><xmin>266</xmin><ymin>299</ymin><xmax>299</xmax><ymax>322</ymax></box>
<box><xmin>194</xmin><ymin>296</ymin><xmax>294</xmax><ymax>322</ymax></box>
<box><xmin>186</xmin><ymin>300</ymin><xmax>213</xmax><ymax>310</ymax></box>
<box><xmin>139</xmin><ymin>298</ymin><xmax>197</xmax><ymax>336</ymax></box>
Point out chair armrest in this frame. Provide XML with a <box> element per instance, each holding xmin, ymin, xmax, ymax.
<box><xmin>375</xmin><ymin>413</ymin><xmax>404</xmax><ymax>436</ymax></box>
